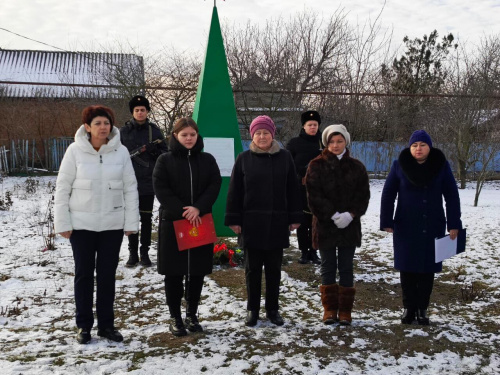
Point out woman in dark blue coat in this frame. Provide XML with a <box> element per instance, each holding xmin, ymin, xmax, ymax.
<box><xmin>380</xmin><ymin>130</ymin><xmax>462</xmax><ymax>325</ymax></box>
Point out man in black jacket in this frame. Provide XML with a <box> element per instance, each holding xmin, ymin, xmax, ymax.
<box><xmin>120</xmin><ymin>95</ymin><xmax>168</xmax><ymax>267</ymax></box>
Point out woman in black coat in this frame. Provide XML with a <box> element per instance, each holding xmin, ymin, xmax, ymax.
<box><xmin>286</xmin><ymin>110</ymin><xmax>323</xmax><ymax>264</ymax></box>
<box><xmin>380</xmin><ymin>130</ymin><xmax>462</xmax><ymax>325</ymax></box>
<box><xmin>153</xmin><ymin>117</ymin><xmax>221</xmax><ymax>336</ymax></box>
<box><xmin>306</xmin><ymin>124</ymin><xmax>370</xmax><ymax>326</ymax></box>
<box><xmin>225</xmin><ymin>115</ymin><xmax>302</xmax><ymax>327</ymax></box>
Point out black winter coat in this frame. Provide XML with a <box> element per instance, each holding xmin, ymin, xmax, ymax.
<box><xmin>380</xmin><ymin>148</ymin><xmax>462</xmax><ymax>273</ymax></box>
<box><xmin>306</xmin><ymin>148</ymin><xmax>370</xmax><ymax>250</ymax></box>
<box><xmin>120</xmin><ymin>119</ymin><xmax>168</xmax><ymax>195</ymax></box>
<box><xmin>286</xmin><ymin>129</ymin><xmax>323</xmax><ymax>213</ymax></box>
<box><xmin>225</xmin><ymin>141</ymin><xmax>303</xmax><ymax>250</ymax></box>
<box><xmin>153</xmin><ymin>135</ymin><xmax>222</xmax><ymax>276</ymax></box>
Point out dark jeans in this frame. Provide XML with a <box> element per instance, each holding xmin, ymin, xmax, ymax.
<box><xmin>400</xmin><ymin>271</ymin><xmax>435</xmax><ymax>310</ymax></box>
<box><xmin>244</xmin><ymin>248</ymin><xmax>283</xmax><ymax>311</ymax></box>
<box><xmin>319</xmin><ymin>246</ymin><xmax>356</xmax><ymax>287</ymax></box>
<box><xmin>70</xmin><ymin>229</ymin><xmax>123</xmax><ymax>330</ymax></box>
<box><xmin>297</xmin><ymin>212</ymin><xmax>313</xmax><ymax>251</ymax></box>
<box><xmin>128</xmin><ymin>194</ymin><xmax>154</xmax><ymax>253</ymax></box>
<box><xmin>164</xmin><ymin>275</ymin><xmax>204</xmax><ymax>317</ymax></box>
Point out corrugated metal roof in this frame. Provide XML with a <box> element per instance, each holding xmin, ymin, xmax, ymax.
<box><xmin>0</xmin><ymin>49</ymin><xmax>144</xmax><ymax>98</ymax></box>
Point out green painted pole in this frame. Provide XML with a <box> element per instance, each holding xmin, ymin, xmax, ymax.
<box><xmin>193</xmin><ymin>5</ymin><xmax>243</xmax><ymax>237</ymax></box>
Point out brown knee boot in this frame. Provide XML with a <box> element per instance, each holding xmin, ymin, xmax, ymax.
<box><xmin>338</xmin><ymin>285</ymin><xmax>356</xmax><ymax>325</ymax></box>
<box><xmin>319</xmin><ymin>284</ymin><xmax>339</xmax><ymax>324</ymax></box>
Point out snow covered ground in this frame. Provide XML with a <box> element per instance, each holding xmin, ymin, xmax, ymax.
<box><xmin>0</xmin><ymin>176</ymin><xmax>499</xmax><ymax>374</ymax></box>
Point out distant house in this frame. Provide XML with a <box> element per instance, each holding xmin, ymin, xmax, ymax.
<box><xmin>233</xmin><ymin>73</ymin><xmax>302</xmax><ymax>140</ymax></box>
<box><xmin>0</xmin><ymin>49</ymin><xmax>144</xmax><ymax>170</ymax></box>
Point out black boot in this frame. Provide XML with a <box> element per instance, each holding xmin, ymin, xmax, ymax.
<box><xmin>245</xmin><ymin>310</ymin><xmax>259</xmax><ymax>327</ymax></box>
<box><xmin>417</xmin><ymin>309</ymin><xmax>430</xmax><ymax>325</ymax></box>
<box><xmin>126</xmin><ymin>234</ymin><xmax>139</xmax><ymax>267</ymax></box>
<box><xmin>309</xmin><ymin>250</ymin><xmax>321</xmax><ymax>265</ymax></box>
<box><xmin>76</xmin><ymin>328</ymin><xmax>91</xmax><ymax>344</ymax></box>
<box><xmin>298</xmin><ymin>249</ymin><xmax>309</xmax><ymax>264</ymax></box>
<box><xmin>125</xmin><ymin>251</ymin><xmax>139</xmax><ymax>267</ymax></box>
<box><xmin>266</xmin><ymin>310</ymin><xmax>284</xmax><ymax>326</ymax></box>
<box><xmin>185</xmin><ymin>314</ymin><xmax>203</xmax><ymax>333</ymax></box>
<box><xmin>139</xmin><ymin>248</ymin><xmax>152</xmax><ymax>267</ymax></box>
<box><xmin>401</xmin><ymin>308</ymin><xmax>416</xmax><ymax>324</ymax></box>
<box><xmin>169</xmin><ymin>316</ymin><xmax>187</xmax><ymax>337</ymax></box>
<box><xmin>185</xmin><ymin>302</ymin><xmax>203</xmax><ymax>332</ymax></box>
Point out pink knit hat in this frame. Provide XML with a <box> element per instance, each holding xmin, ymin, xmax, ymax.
<box><xmin>249</xmin><ymin>115</ymin><xmax>276</xmax><ymax>139</ymax></box>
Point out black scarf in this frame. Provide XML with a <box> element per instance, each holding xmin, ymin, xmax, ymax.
<box><xmin>398</xmin><ymin>147</ymin><xmax>447</xmax><ymax>187</ymax></box>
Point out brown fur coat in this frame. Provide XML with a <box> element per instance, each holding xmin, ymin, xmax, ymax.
<box><xmin>306</xmin><ymin>148</ymin><xmax>370</xmax><ymax>250</ymax></box>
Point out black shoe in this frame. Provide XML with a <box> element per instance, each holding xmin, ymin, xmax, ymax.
<box><xmin>298</xmin><ymin>250</ymin><xmax>309</xmax><ymax>264</ymax></box>
<box><xmin>170</xmin><ymin>317</ymin><xmax>187</xmax><ymax>336</ymax></box>
<box><xmin>125</xmin><ymin>252</ymin><xmax>139</xmax><ymax>267</ymax></box>
<box><xmin>401</xmin><ymin>308</ymin><xmax>416</xmax><ymax>324</ymax></box>
<box><xmin>185</xmin><ymin>315</ymin><xmax>203</xmax><ymax>333</ymax></box>
<box><xmin>309</xmin><ymin>250</ymin><xmax>321</xmax><ymax>265</ymax></box>
<box><xmin>417</xmin><ymin>309</ymin><xmax>430</xmax><ymax>325</ymax></box>
<box><xmin>76</xmin><ymin>328</ymin><xmax>91</xmax><ymax>344</ymax></box>
<box><xmin>266</xmin><ymin>310</ymin><xmax>284</xmax><ymax>326</ymax></box>
<box><xmin>139</xmin><ymin>252</ymin><xmax>152</xmax><ymax>267</ymax></box>
<box><xmin>97</xmin><ymin>327</ymin><xmax>123</xmax><ymax>342</ymax></box>
<box><xmin>245</xmin><ymin>310</ymin><xmax>259</xmax><ymax>327</ymax></box>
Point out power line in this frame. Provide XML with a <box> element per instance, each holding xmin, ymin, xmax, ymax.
<box><xmin>0</xmin><ymin>27</ymin><xmax>68</xmax><ymax>52</ymax></box>
<box><xmin>1</xmin><ymin>80</ymin><xmax>499</xmax><ymax>100</ymax></box>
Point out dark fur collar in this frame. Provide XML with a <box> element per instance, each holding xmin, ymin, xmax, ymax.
<box><xmin>398</xmin><ymin>147</ymin><xmax>447</xmax><ymax>186</ymax></box>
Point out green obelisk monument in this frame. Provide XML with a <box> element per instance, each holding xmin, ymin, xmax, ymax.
<box><xmin>192</xmin><ymin>4</ymin><xmax>243</xmax><ymax>237</ymax></box>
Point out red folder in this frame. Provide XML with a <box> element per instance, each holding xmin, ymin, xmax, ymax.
<box><xmin>173</xmin><ymin>213</ymin><xmax>217</xmax><ymax>251</ymax></box>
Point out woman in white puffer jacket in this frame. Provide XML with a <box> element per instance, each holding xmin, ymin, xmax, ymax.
<box><xmin>54</xmin><ymin>105</ymin><xmax>139</xmax><ymax>345</ymax></box>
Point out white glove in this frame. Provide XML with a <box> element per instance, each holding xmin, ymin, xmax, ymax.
<box><xmin>333</xmin><ymin>212</ymin><xmax>353</xmax><ymax>229</ymax></box>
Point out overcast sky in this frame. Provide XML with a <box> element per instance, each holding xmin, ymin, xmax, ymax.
<box><xmin>1</xmin><ymin>0</ymin><xmax>499</xmax><ymax>56</ymax></box>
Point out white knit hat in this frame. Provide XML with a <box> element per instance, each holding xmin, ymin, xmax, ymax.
<box><xmin>322</xmin><ymin>124</ymin><xmax>351</xmax><ymax>147</ymax></box>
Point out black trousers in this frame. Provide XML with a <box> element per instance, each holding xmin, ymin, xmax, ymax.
<box><xmin>319</xmin><ymin>246</ymin><xmax>356</xmax><ymax>287</ymax></box>
<box><xmin>297</xmin><ymin>212</ymin><xmax>313</xmax><ymax>252</ymax></box>
<box><xmin>164</xmin><ymin>275</ymin><xmax>204</xmax><ymax>318</ymax></box>
<box><xmin>128</xmin><ymin>194</ymin><xmax>154</xmax><ymax>253</ymax></box>
<box><xmin>400</xmin><ymin>271</ymin><xmax>435</xmax><ymax>310</ymax></box>
<box><xmin>244</xmin><ymin>248</ymin><xmax>283</xmax><ymax>311</ymax></box>
<box><xmin>70</xmin><ymin>229</ymin><xmax>123</xmax><ymax>330</ymax></box>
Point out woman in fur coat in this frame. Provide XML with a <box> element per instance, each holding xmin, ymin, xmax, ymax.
<box><xmin>306</xmin><ymin>124</ymin><xmax>370</xmax><ymax>326</ymax></box>
<box><xmin>380</xmin><ymin>130</ymin><xmax>462</xmax><ymax>325</ymax></box>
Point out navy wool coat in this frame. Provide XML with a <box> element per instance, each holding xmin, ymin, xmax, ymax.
<box><xmin>153</xmin><ymin>135</ymin><xmax>222</xmax><ymax>276</ymax></box>
<box><xmin>225</xmin><ymin>141</ymin><xmax>303</xmax><ymax>250</ymax></box>
<box><xmin>380</xmin><ymin>148</ymin><xmax>462</xmax><ymax>273</ymax></box>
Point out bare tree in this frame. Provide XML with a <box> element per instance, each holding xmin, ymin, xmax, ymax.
<box><xmin>224</xmin><ymin>9</ymin><xmax>350</xmax><ymax>142</ymax></box>
<box><xmin>440</xmin><ymin>35</ymin><xmax>500</xmax><ymax>203</ymax></box>
<box><xmin>145</xmin><ymin>48</ymin><xmax>201</xmax><ymax>135</ymax></box>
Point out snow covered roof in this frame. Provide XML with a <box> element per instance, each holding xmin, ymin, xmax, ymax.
<box><xmin>0</xmin><ymin>49</ymin><xmax>144</xmax><ymax>99</ymax></box>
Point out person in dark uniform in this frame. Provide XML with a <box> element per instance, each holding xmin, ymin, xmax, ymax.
<box><xmin>120</xmin><ymin>95</ymin><xmax>168</xmax><ymax>267</ymax></box>
<box><xmin>286</xmin><ymin>110</ymin><xmax>323</xmax><ymax>264</ymax></box>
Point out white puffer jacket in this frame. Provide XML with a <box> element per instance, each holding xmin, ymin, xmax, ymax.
<box><xmin>54</xmin><ymin>125</ymin><xmax>140</xmax><ymax>233</ymax></box>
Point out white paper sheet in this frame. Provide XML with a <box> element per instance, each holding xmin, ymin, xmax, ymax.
<box><xmin>203</xmin><ymin>138</ymin><xmax>235</xmax><ymax>177</ymax></box>
<box><xmin>435</xmin><ymin>235</ymin><xmax>457</xmax><ymax>263</ymax></box>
